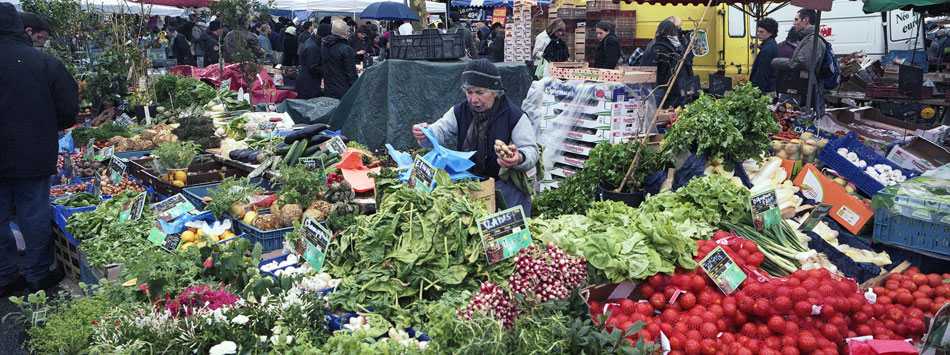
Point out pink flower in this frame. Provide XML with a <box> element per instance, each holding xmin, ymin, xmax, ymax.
<box><xmin>204</xmin><ymin>258</ymin><xmax>214</xmax><ymax>269</ymax></box>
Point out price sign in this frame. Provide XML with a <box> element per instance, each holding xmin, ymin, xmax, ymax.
<box><xmin>898</xmin><ymin>64</ymin><xmax>924</xmax><ymax>99</ymax></box>
<box><xmin>297</xmin><ymin>157</ymin><xmax>329</xmax><ymax>183</ymax></box>
<box><xmin>150</xmin><ymin>193</ymin><xmax>196</xmax><ymax>222</ymax></box>
<box><xmin>109</xmin><ymin>158</ymin><xmax>127</xmax><ymax>184</ymax></box>
<box><xmin>799</xmin><ymin>203</ymin><xmax>833</xmax><ymax>231</ymax></box>
<box><xmin>699</xmin><ymin>246</ymin><xmax>747</xmax><ymax>295</ymax></box>
<box><xmin>101</xmin><ymin>147</ymin><xmax>114</xmax><ymax>161</ymax></box>
<box><xmin>319</xmin><ymin>136</ymin><xmax>347</xmax><ymax>154</ymax></box>
<box><xmin>258</xmin><ymin>121</ymin><xmax>278</xmax><ymax>133</ymax></box>
<box><xmin>409</xmin><ymin>156</ymin><xmax>436</xmax><ymax>193</ymax></box>
<box><xmin>93</xmin><ymin>176</ymin><xmax>101</xmax><ymax>199</ymax></box>
<box><xmin>61</xmin><ymin>152</ymin><xmax>74</xmax><ymax>179</ymax></box>
<box><xmin>119</xmin><ymin>192</ymin><xmax>147</xmax><ymax>222</ymax></box>
<box><xmin>114</xmin><ymin>99</ymin><xmax>130</xmax><ymax>117</ymax></box>
<box><xmin>114</xmin><ymin>113</ymin><xmax>134</xmax><ymax>126</ymax></box>
<box><xmin>750</xmin><ymin>189</ymin><xmax>781</xmax><ymax>230</ymax></box>
<box><xmin>298</xmin><ymin>215</ymin><xmax>331</xmax><ymax>271</ymax></box>
<box><xmin>477</xmin><ymin>206</ymin><xmax>533</xmax><ymax>264</ymax></box>
<box><xmin>85</xmin><ymin>139</ymin><xmax>95</xmax><ymax>158</ymax></box>
<box><xmin>708</xmin><ymin>74</ymin><xmax>733</xmax><ymax>97</ymax></box>
<box><xmin>220</xmin><ymin>78</ymin><xmax>232</xmax><ymax>90</ymax></box>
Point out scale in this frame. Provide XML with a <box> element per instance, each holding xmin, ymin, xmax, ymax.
<box><xmin>692</xmin><ymin>30</ymin><xmax>709</xmax><ymax>57</ymax></box>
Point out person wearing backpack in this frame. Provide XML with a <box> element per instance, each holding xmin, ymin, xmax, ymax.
<box><xmin>645</xmin><ymin>19</ymin><xmax>690</xmax><ymax>108</ymax></box>
<box><xmin>772</xmin><ymin>8</ymin><xmax>827</xmax><ymax>114</ymax></box>
<box><xmin>750</xmin><ymin>18</ymin><xmax>780</xmax><ymax>96</ymax></box>
<box><xmin>449</xmin><ymin>12</ymin><xmax>478</xmax><ymax>58</ymax></box>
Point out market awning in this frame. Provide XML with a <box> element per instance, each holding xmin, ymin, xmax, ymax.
<box><xmin>862</xmin><ymin>0</ymin><xmax>950</xmax><ymax>13</ymax></box>
<box><xmin>87</xmin><ymin>0</ymin><xmax>187</xmax><ymax>16</ymax></box>
<box><xmin>130</xmin><ymin>0</ymin><xmax>210</xmax><ymax>8</ymax></box>
<box><xmin>451</xmin><ymin>0</ymin><xmax>550</xmax><ymax>7</ymax></box>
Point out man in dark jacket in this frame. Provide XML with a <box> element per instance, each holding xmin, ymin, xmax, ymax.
<box><xmin>322</xmin><ymin>20</ymin><xmax>358</xmax><ymax>99</ymax></box>
<box><xmin>489</xmin><ymin>22</ymin><xmax>505</xmax><ymax>63</ymax></box>
<box><xmin>449</xmin><ymin>12</ymin><xmax>478</xmax><ymax>58</ymax></box>
<box><xmin>297</xmin><ymin>20</ymin><xmax>313</xmax><ymax>58</ymax></box>
<box><xmin>750</xmin><ymin>18</ymin><xmax>780</xmax><ymax>95</ymax></box>
<box><xmin>0</xmin><ymin>3</ymin><xmax>77</xmax><ymax>296</ymax></box>
<box><xmin>200</xmin><ymin>20</ymin><xmax>222</xmax><ymax>67</ymax></box>
<box><xmin>166</xmin><ymin>24</ymin><xmax>196</xmax><ymax>66</ymax></box>
<box><xmin>281</xmin><ymin>26</ymin><xmax>298</xmax><ymax>66</ymax></box>
<box><xmin>349</xmin><ymin>25</ymin><xmax>373</xmax><ymax>63</ymax></box>
<box><xmin>296</xmin><ymin>24</ymin><xmax>329</xmax><ymax>99</ymax></box>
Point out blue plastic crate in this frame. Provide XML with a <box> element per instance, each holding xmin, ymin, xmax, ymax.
<box><xmin>49</xmin><ymin>178</ymin><xmax>93</xmax><ymax>203</ymax></box>
<box><xmin>53</xmin><ymin>204</ymin><xmax>96</xmax><ymax>239</ymax></box>
<box><xmin>114</xmin><ymin>150</ymin><xmax>152</xmax><ymax>160</ymax></box>
<box><xmin>182</xmin><ymin>177</ymin><xmax>279</xmax><ymax>209</ymax></box>
<box><xmin>78</xmin><ymin>251</ymin><xmax>99</xmax><ymax>295</ymax></box>
<box><xmin>817</xmin><ymin>131</ymin><xmax>917</xmax><ymax>196</ymax></box>
<box><xmin>324</xmin><ymin>310</ymin><xmax>430</xmax><ymax>342</ymax></box>
<box><xmin>234</xmin><ymin>213</ymin><xmax>292</xmax><ymax>253</ymax></box>
<box><xmin>873</xmin><ymin>207</ymin><xmax>950</xmax><ymax>258</ymax></box>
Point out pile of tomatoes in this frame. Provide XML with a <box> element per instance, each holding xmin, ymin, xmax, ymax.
<box><xmin>587</xmin><ymin>238</ymin><xmax>934</xmax><ymax>355</ymax></box>
<box><xmin>871</xmin><ymin>267</ymin><xmax>950</xmax><ymax>319</ymax></box>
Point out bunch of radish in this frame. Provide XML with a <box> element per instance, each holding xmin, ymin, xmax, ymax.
<box><xmin>459</xmin><ymin>243</ymin><xmax>586</xmax><ymax>327</ymax></box>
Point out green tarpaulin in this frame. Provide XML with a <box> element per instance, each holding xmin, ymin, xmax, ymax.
<box><xmin>863</xmin><ymin>0</ymin><xmax>950</xmax><ymax>13</ymax></box>
<box><xmin>315</xmin><ymin>59</ymin><xmax>533</xmax><ymax>151</ymax></box>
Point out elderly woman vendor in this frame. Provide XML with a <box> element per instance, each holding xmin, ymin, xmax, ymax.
<box><xmin>411</xmin><ymin>59</ymin><xmax>539</xmax><ymax>216</ymax></box>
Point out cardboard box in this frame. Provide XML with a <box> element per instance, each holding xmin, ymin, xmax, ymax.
<box><xmin>887</xmin><ymin>137</ymin><xmax>950</xmax><ymax>172</ymax></box>
<box><xmin>580</xmin><ymin>281</ymin><xmax>640</xmax><ymax>303</ymax></box>
<box><xmin>549</xmin><ymin>62</ymin><xmax>657</xmax><ymax>84</ymax></box>
<box><xmin>463</xmin><ymin>178</ymin><xmax>496</xmax><ymax>213</ymax></box>
<box><xmin>793</xmin><ymin>164</ymin><xmax>874</xmax><ymax>234</ymax></box>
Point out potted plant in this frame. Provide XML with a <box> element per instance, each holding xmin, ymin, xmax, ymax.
<box><xmin>151</xmin><ymin>141</ymin><xmax>200</xmax><ymax>187</ymax></box>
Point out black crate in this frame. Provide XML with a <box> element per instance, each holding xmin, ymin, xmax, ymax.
<box><xmin>389</xmin><ymin>29</ymin><xmax>465</xmax><ymax>60</ymax></box>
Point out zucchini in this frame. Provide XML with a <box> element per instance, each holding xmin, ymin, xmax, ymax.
<box><xmin>287</xmin><ymin>140</ymin><xmax>308</xmax><ymax>167</ymax></box>
<box><xmin>282</xmin><ymin>140</ymin><xmax>301</xmax><ymax>166</ymax></box>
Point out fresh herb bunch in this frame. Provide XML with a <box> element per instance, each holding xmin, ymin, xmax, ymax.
<box><xmin>533</xmin><ymin>141</ymin><xmax>672</xmax><ymax>218</ymax></box>
<box><xmin>23</xmin><ymin>295</ymin><xmax>112</xmax><ymax>354</ymax></box>
<box><xmin>275</xmin><ymin>164</ymin><xmax>328</xmax><ymax>208</ymax></box>
<box><xmin>204</xmin><ymin>177</ymin><xmax>264</xmax><ymax>219</ymax></box>
<box><xmin>71</xmin><ymin>124</ymin><xmax>134</xmax><ymax>145</ymax></box>
<box><xmin>662</xmin><ymin>83</ymin><xmax>780</xmax><ymax>166</ymax></box>
<box><xmin>172</xmin><ymin>116</ymin><xmax>220</xmax><ymax>150</ymax></box>
<box><xmin>175</xmin><ymin>78</ymin><xmax>218</xmax><ymax>108</ymax></box>
<box><xmin>153</xmin><ymin>74</ymin><xmax>179</xmax><ymax>106</ymax></box>
<box><xmin>152</xmin><ymin>140</ymin><xmax>201</xmax><ymax>170</ymax></box>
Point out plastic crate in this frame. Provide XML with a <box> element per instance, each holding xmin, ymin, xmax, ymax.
<box><xmin>324</xmin><ymin>311</ymin><xmax>431</xmax><ymax>342</ymax></box>
<box><xmin>234</xmin><ymin>212</ymin><xmax>292</xmax><ymax>253</ymax></box>
<box><xmin>114</xmin><ymin>149</ymin><xmax>152</xmax><ymax>160</ymax></box>
<box><xmin>52</xmin><ymin>227</ymin><xmax>81</xmax><ymax>282</ymax></box>
<box><xmin>136</xmin><ymin>161</ymin><xmax>248</xmax><ymax>198</ymax></box>
<box><xmin>389</xmin><ymin>29</ymin><xmax>465</xmax><ymax>60</ymax></box>
<box><xmin>182</xmin><ymin>177</ymin><xmax>279</xmax><ymax>209</ymax></box>
<box><xmin>816</xmin><ymin>131</ymin><xmax>917</xmax><ymax>196</ymax></box>
<box><xmin>127</xmin><ymin>154</ymin><xmax>211</xmax><ymax>180</ymax></box>
<box><xmin>53</xmin><ymin>204</ymin><xmax>96</xmax><ymax>237</ymax></box>
<box><xmin>78</xmin><ymin>251</ymin><xmax>100</xmax><ymax>295</ymax></box>
<box><xmin>873</xmin><ymin>207</ymin><xmax>950</xmax><ymax>258</ymax></box>
<box><xmin>865</xmin><ymin>83</ymin><xmax>933</xmax><ymax>99</ymax></box>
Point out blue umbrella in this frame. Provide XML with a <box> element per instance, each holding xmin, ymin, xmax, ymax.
<box><xmin>359</xmin><ymin>1</ymin><xmax>420</xmax><ymax>22</ymax></box>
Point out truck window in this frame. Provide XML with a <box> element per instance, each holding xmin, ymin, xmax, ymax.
<box><xmin>728</xmin><ymin>6</ymin><xmax>746</xmax><ymax>38</ymax></box>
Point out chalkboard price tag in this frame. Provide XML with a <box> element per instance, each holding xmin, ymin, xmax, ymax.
<box><xmin>298</xmin><ymin>215</ymin><xmax>331</xmax><ymax>271</ymax></box>
<box><xmin>898</xmin><ymin>64</ymin><xmax>923</xmax><ymax>99</ymax></box>
<box><xmin>477</xmin><ymin>206</ymin><xmax>533</xmax><ymax>264</ymax></box>
<box><xmin>62</xmin><ymin>152</ymin><xmax>74</xmax><ymax>179</ymax></box>
<box><xmin>799</xmin><ymin>203</ymin><xmax>833</xmax><ymax>231</ymax></box>
<box><xmin>750</xmin><ymin>189</ymin><xmax>781</xmax><ymax>230</ymax></box>
<box><xmin>119</xmin><ymin>192</ymin><xmax>147</xmax><ymax>222</ymax></box>
<box><xmin>115</xmin><ymin>113</ymin><xmax>134</xmax><ymax>126</ymax></box>
<box><xmin>708</xmin><ymin>74</ymin><xmax>733</xmax><ymax>97</ymax></box>
<box><xmin>699</xmin><ymin>246</ymin><xmax>747</xmax><ymax>295</ymax></box>
<box><xmin>93</xmin><ymin>176</ymin><xmax>101</xmax><ymax>199</ymax></box>
<box><xmin>109</xmin><ymin>158</ymin><xmax>127</xmax><ymax>184</ymax></box>
<box><xmin>150</xmin><ymin>193</ymin><xmax>196</xmax><ymax>222</ymax></box>
<box><xmin>409</xmin><ymin>156</ymin><xmax>437</xmax><ymax>193</ymax></box>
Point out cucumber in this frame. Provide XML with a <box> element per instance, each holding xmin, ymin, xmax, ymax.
<box><xmin>302</xmin><ymin>145</ymin><xmax>320</xmax><ymax>157</ymax></box>
<box><xmin>275</xmin><ymin>142</ymin><xmax>291</xmax><ymax>155</ymax></box>
<box><xmin>287</xmin><ymin>140</ymin><xmax>308</xmax><ymax>167</ymax></box>
<box><xmin>282</xmin><ymin>140</ymin><xmax>300</xmax><ymax>166</ymax></box>
<box><xmin>324</xmin><ymin>151</ymin><xmax>340</xmax><ymax>161</ymax></box>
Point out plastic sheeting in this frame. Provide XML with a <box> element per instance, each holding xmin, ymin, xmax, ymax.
<box><xmin>283</xmin><ymin>97</ymin><xmax>341</xmax><ymax>124</ymax></box>
<box><xmin>321</xmin><ymin>59</ymin><xmax>533</xmax><ymax>151</ymax></box>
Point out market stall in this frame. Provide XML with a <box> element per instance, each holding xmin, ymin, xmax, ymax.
<box><xmin>10</xmin><ymin>0</ymin><xmax>950</xmax><ymax>353</ymax></box>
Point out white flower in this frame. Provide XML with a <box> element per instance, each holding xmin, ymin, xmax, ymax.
<box><xmin>285</xmin><ymin>335</ymin><xmax>294</xmax><ymax>344</ymax></box>
<box><xmin>259</xmin><ymin>335</ymin><xmax>268</xmax><ymax>343</ymax></box>
<box><xmin>231</xmin><ymin>315</ymin><xmax>249</xmax><ymax>325</ymax></box>
<box><xmin>209</xmin><ymin>341</ymin><xmax>237</xmax><ymax>355</ymax></box>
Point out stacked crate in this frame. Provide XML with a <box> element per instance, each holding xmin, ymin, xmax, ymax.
<box><xmin>584</xmin><ymin>1</ymin><xmax>634</xmax><ymax>65</ymax></box>
<box><xmin>537</xmin><ymin>79</ymin><xmax>655</xmax><ymax>190</ymax></box>
<box><xmin>504</xmin><ymin>3</ymin><xmax>534</xmax><ymax>62</ymax></box>
<box><xmin>574</xmin><ymin>26</ymin><xmax>586</xmax><ymax>62</ymax></box>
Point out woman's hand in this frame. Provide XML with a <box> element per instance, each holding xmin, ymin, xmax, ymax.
<box><xmin>497</xmin><ymin>144</ymin><xmax>523</xmax><ymax>168</ymax></box>
<box><xmin>412</xmin><ymin>123</ymin><xmax>429</xmax><ymax>143</ymax></box>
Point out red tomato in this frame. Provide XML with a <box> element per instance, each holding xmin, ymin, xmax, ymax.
<box><xmin>798</xmin><ymin>333</ymin><xmax>818</xmax><ymax>352</ymax></box>
<box><xmin>679</xmin><ymin>292</ymin><xmax>697</xmax><ymax>310</ymax></box>
<box><xmin>757</xmin><ymin>324</ymin><xmax>772</xmax><ymax>339</ymax></box>
<box><xmin>928</xmin><ymin>274</ymin><xmax>943</xmax><ymax>287</ymax></box>
<box><xmin>687</xmin><ymin>315</ymin><xmax>704</xmax><ymax>329</ymax></box>
<box><xmin>753</xmin><ymin>298</ymin><xmax>772</xmax><ymax>317</ymax></box>
<box><xmin>620</xmin><ymin>299</ymin><xmax>636</xmax><ymax>314</ymax></box>
<box><xmin>781</xmin><ymin>346</ymin><xmax>800</xmax><ymax>355</ymax></box>
<box><xmin>873</xmin><ymin>286</ymin><xmax>886</xmax><ymax>295</ymax></box>
<box><xmin>662</xmin><ymin>308</ymin><xmax>681</xmax><ymax>323</ymax></box>
<box><xmin>885</xmin><ymin>280</ymin><xmax>900</xmax><ymax>290</ymax></box>
<box><xmin>851</xmin><ymin>311</ymin><xmax>869</xmax><ymax>324</ymax></box>
<box><xmin>878</xmin><ymin>296</ymin><xmax>893</xmax><ymax>305</ymax></box>
<box><xmin>649</xmin><ymin>274</ymin><xmax>666</xmax><ymax>287</ymax></box>
<box><xmin>650</xmin><ymin>293</ymin><xmax>667</xmax><ymax>310</ymax></box>
<box><xmin>915</xmin><ymin>297</ymin><xmax>933</xmax><ymax>312</ymax></box>
<box><xmin>765</xmin><ymin>336</ymin><xmax>782</xmax><ymax>349</ymax></box>
<box><xmin>690</xmin><ymin>274</ymin><xmax>707</xmax><ymax>293</ymax></box>
<box><xmin>790</xmin><ymin>287</ymin><xmax>808</xmax><ymax>301</ymax></box>
<box><xmin>912</xmin><ymin>273</ymin><xmax>929</xmax><ymax>286</ymax></box>
<box><xmin>701</xmin><ymin>322</ymin><xmax>719</xmax><ymax>339</ymax></box>
<box><xmin>896</xmin><ymin>292</ymin><xmax>914</xmax><ymax>306</ymax></box>
<box><xmin>901</xmin><ymin>280</ymin><xmax>918</xmax><ymax>292</ymax></box>
<box><xmin>670</xmin><ymin>332</ymin><xmax>686</xmax><ymax>350</ymax></box>
<box><xmin>794</xmin><ymin>301</ymin><xmax>812</xmax><ymax>318</ymax></box>
<box><xmin>781</xmin><ymin>334</ymin><xmax>797</xmax><ymax>348</ymax></box>
<box><xmin>700</xmin><ymin>338</ymin><xmax>716</xmax><ymax>355</ymax></box>
<box><xmin>733</xmin><ymin>311</ymin><xmax>748</xmax><ymax>326</ymax></box>
<box><xmin>638</xmin><ymin>283</ymin><xmax>656</xmax><ymax>298</ymax></box>
<box><xmin>709</xmin><ymin>304</ymin><xmax>724</xmax><ymax>318</ymax></box>
<box><xmin>767</xmin><ymin>315</ymin><xmax>786</xmax><ymax>334</ymax></box>
<box><xmin>784</xmin><ymin>321</ymin><xmax>799</xmax><ymax>334</ymax></box>
<box><xmin>736</xmin><ymin>347</ymin><xmax>754</xmax><ymax>355</ymax></box>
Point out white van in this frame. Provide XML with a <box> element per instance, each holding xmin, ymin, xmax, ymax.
<box><xmin>767</xmin><ymin>0</ymin><xmax>924</xmax><ymax>59</ymax></box>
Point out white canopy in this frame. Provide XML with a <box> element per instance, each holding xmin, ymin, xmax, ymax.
<box><xmin>297</xmin><ymin>0</ymin><xmax>446</xmax><ymax>14</ymax></box>
<box><xmin>84</xmin><ymin>0</ymin><xmax>186</xmax><ymax>17</ymax></box>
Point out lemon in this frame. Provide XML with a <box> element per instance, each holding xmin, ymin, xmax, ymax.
<box><xmin>209</xmin><ymin>234</ymin><xmax>220</xmax><ymax>242</ymax></box>
<box><xmin>181</xmin><ymin>231</ymin><xmax>195</xmax><ymax>243</ymax></box>
<box><xmin>174</xmin><ymin>170</ymin><xmax>187</xmax><ymax>182</ymax></box>
<box><xmin>243</xmin><ymin>211</ymin><xmax>258</xmax><ymax>224</ymax></box>
<box><xmin>196</xmin><ymin>228</ymin><xmax>206</xmax><ymax>237</ymax></box>
<box><xmin>221</xmin><ymin>230</ymin><xmax>235</xmax><ymax>240</ymax></box>
<box><xmin>181</xmin><ymin>242</ymin><xmax>194</xmax><ymax>250</ymax></box>
<box><xmin>188</xmin><ymin>227</ymin><xmax>197</xmax><ymax>234</ymax></box>
<box><xmin>196</xmin><ymin>241</ymin><xmax>207</xmax><ymax>248</ymax></box>
<box><xmin>172</xmin><ymin>180</ymin><xmax>185</xmax><ymax>187</ymax></box>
